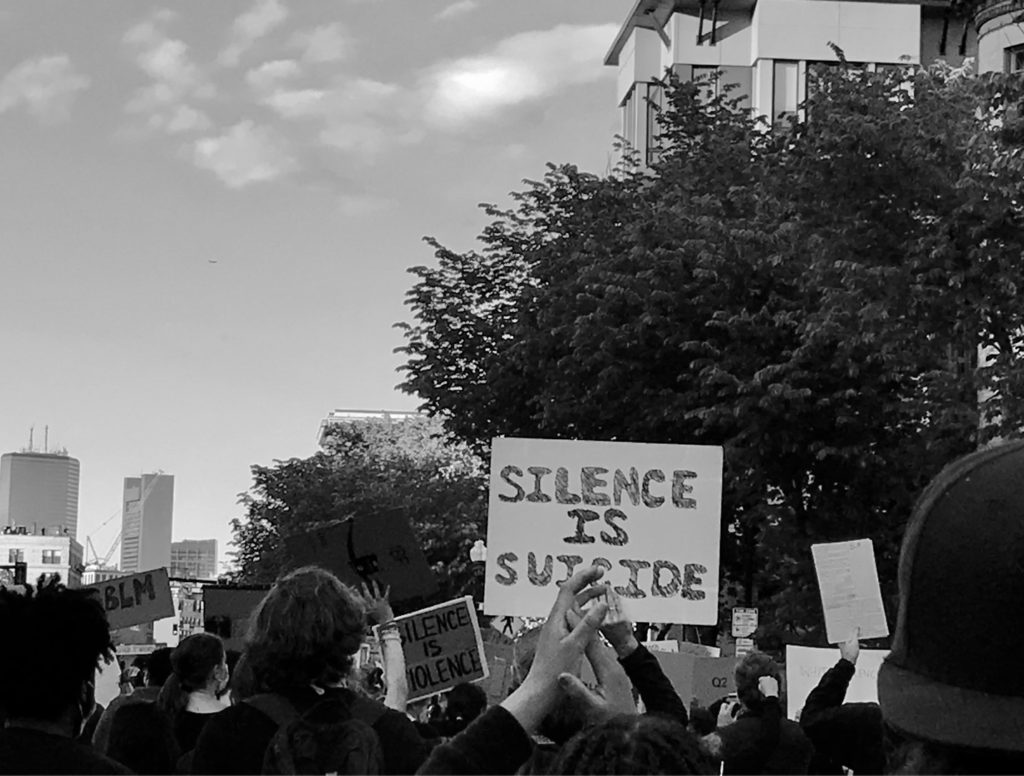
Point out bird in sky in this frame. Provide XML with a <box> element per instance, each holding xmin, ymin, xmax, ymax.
<box><xmin>208</xmin><ymin>259</ymin><xmax>218</xmax><ymax>264</ymax></box>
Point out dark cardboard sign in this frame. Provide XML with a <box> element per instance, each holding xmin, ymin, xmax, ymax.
<box><xmin>202</xmin><ymin>586</ymin><xmax>270</xmax><ymax>651</ymax></box>
<box><xmin>83</xmin><ymin>568</ymin><xmax>175</xmax><ymax>630</ymax></box>
<box><xmin>380</xmin><ymin>596</ymin><xmax>488</xmax><ymax>702</ymax></box>
<box><xmin>284</xmin><ymin>509</ymin><xmax>438</xmax><ymax>608</ymax></box>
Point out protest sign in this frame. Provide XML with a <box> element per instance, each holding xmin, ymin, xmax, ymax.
<box><xmin>812</xmin><ymin>539</ymin><xmax>889</xmax><ymax>643</ymax></box>
<box><xmin>83</xmin><ymin>568</ymin><xmax>174</xmax><ymax>631</ymax></box>
<box><xmin>731</xmin><ymin>607</ymin><xmax>758</xmax><ymax>638</ymax></box>
<box><xmin>384</xmin><ymin>596</ymin><xmax>488</xmax><ymax>703</ymax></box>
<box><xmin>285</xmin><ymin>509</ymin><xmax>438</xmax><ymax>609</ymax></box>
<box><xmin>677</xmin><ymin>641</ymin><xmax>721</xmax><ymax>658</ymax></box>
<box><xmin>202</xmin><ymin>586</ymin><xmax>269</xmax><ymax>651</ymax></box>
<box><xmin>785</xmin><ymin>645</ymin><xmax>888</xmax><ymax>720</ymax></box>
<box><xmin>485</xmin><ymin>437</ymin><xmax>723</xmax><ymax>623</ymax></box>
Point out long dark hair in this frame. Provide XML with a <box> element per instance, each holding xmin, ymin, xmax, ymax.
<box><xmin>157</xmin><ymin>633</ymin><xmax>225</xmax><ymax>716</ymax></box>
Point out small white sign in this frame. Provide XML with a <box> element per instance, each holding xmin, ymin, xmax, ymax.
<box><xmin>734</xmin><ymin>637</ymin><xmax>755</xmax><ymax>658</ymax></box>
<box><xmin>785</xmin><ymin>645</ymin><xmax>888</xmax><ymax>720</ymax></box>
<box><xmin>811</xmin><ymin>539</ymin><xmax>889</xmax><ymax>644</ymax></box>
<box><xmin>731</xmin><ymin>607</ymin><xmax>758</xmax><ymax>638</ymax></box>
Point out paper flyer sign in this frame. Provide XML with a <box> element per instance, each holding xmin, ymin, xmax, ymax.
<box><xmin>485</xmin><ymin>437</ymin><xmax>723</xmax><ymax>623</ymax></box>
<box><xmin>731</xmin><ymin>607</ymin><xmax>758</xmax><ymax>638</ymax></box>
<box><xmin>812</xmin><ymin>539</ymin><xmax>889</xmax><ymax>644</ymax></box>
<box><xmin>382</xmin><ymin>596</ymin><xmax>488</xmax><ymax>703</ymax></box>
<box><xmin>785</xmin><ymin>645</ymin><xmax>888</xmax><ymax>720</ymax></box>
<box><xmin>83</xmin><ymin>568</ymin><xmax>174</xmax><ymax>631</ymax></box>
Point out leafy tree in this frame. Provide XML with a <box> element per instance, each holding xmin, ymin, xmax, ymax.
<box><xmin>399</xmin><ymin>62</ymin><xmax>1024</xmax><ymax>644</ymax></box>
<box><xmin>229</xmin><ymin>415</ymin><xmax>488</xmax><ymax>604</ymax></box>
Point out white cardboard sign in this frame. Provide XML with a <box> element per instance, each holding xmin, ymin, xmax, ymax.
<box><xmin>785</xmin><ymin>645</ymin><xmax>888</xmax><ymax>720</ymax></box>
<box><xmin>811</xmin><ymin>539</ymin><xmax>889</xmax><ymax>644</ymax></box>
<box><xmin>485</xmin><ymin>437</ymin><xmax>723</xmax><ymax>623</ymax></box>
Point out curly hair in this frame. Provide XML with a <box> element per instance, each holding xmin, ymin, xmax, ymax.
<box><xmin>551</xmin><ymin>714</ymin><xmax>715</xmax><ymax>775</ymax></box>
<box><xmin>0</xmin><ymin>575</ymin><xmax>114</xmax><ymax>721</ymax></box>
<box><xmin>243</xmin><ymin>566</ymin><xmax>366</xmax><ymax>692</ymax></box>
<box><xmin>734</xmin><ymin>651</ymin><xmax>780</xmax><ymax>713</ymax></box>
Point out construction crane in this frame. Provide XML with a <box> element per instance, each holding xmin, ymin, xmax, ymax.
<box><xmin>84</xmin><ymin>471</ymin><xmax>166</xmax><ymax>567</ymax></box>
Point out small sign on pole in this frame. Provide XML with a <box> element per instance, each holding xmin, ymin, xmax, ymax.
<box><xmin>734</xmin><ymin>637</ymin><xmax>755</xmax><ymax>658</ymax></box>
<box><xmin>731</xmin><ymin>607</ymin><xmax>758</xmax><ymax>638</ymax></box>
<box><xmin>811</xmin><ymin>539</ymin><xmax>889</xmax><ymax>644</ymax></box>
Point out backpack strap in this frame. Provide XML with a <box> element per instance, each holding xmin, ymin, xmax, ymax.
<box><xmin>245</xmin><ymin>693</ymin><xmax>303</xmax><ymax>728</ymax></box>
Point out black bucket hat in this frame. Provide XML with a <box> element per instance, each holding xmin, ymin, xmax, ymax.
<box><xmin>878</xmin><ymin>440</ymin><xmax>1024</xmax><ymax>751</ymax></box>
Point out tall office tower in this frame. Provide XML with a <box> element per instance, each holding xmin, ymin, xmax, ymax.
<box><xmin>119</xmin><ymin>473</ymin><xmax>173</xmax><ymax>574</ymax></box>
<box><xmin>170</xmin><ymin>539</ymin><xmax>218</xmax><ymax>580</ymax></box>
<box><xmin>0</xmin><ymin>449</ymin><xmax>81</xmax><ymax>540</ymax></box>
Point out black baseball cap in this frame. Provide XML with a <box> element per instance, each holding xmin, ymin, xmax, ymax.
<box><xmin>878</xmin><ymin>440</ymin><xmax>1024</xmax><ymax>750</ymax></box>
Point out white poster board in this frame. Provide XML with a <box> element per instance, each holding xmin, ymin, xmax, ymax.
<box><xmin>785</xmin><ymin>645</ymin><xmax>888</xmax><ymax>720</ymax></box>
<box><xmin>485</xmin><ymin>438</ymin><xmax>723</xmax><ymax>623</ymax></box>
<box><xmin>811</xmin><ymin>539</ymin><xmax>889</xmax><ymax>644</ymax></box>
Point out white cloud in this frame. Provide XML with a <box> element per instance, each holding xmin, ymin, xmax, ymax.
<box><xmin>219</xmin><ymin>0</ymin><xmax>289</xmax><ymax>67</ymax></box>
<box><xmin>123</xmin><ymin>14</ymin><xmax>213</xmax><ymax>136</ymax></box>
<box><xmin>0</xmin><ymin>55</ymin><xmax>90</xmax><ymax>124</ymax></box>
<box><xmin>291</xmin><ymin>23</ymin><xmax>350</xmax><ymax>64</ymax></box>
<box><xmin>264</xmin><ymin>88</ymin><xmax>326</xmax><ymax>119</ymax></box>
<box><xmin>245</xmin><ymin>59</ymin><xmax>301</xmax><ymax>93</ymax></box>
<box><xmin>422</xmin><ymin>23</ymin><xmax>617</xmax><ymax>128</ymax></box>
<box><xmin>437</xmin><ymin>0</ymin><xmax>479</xmax><ymax>20</ymax></box>
<box><xmin>192</xmin><ymin>120</ymin><xmax>297</xmax><ymax>188</ymax></box>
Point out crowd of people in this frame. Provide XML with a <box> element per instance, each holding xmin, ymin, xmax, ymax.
<box><xmin>0</xmin><ymin>439</ymin><xmax>1022</xmax><ymax>774</ymax></box>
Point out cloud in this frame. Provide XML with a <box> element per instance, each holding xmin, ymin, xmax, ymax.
<box><xmin>291</xmin><ymin>23</ymin><xmax>350</xmax><ymax>64</ymax></box>
<box><xmin>192</xmin><ymin>120</ymin><xmax>297</xmax><ymax>188</ymax></box>
<box><xmin>123</xmin><ymin>14</ymin><xmax>213</xmax><ymax>135</ymax></box>
<box><xmin>0</xmin><ymin>55</ymin><xmax>90</xmax><ymax>123</ymax></box>
<box><xmin>436</xmin><ymin>0</ymin><xmax>479</xmax><ymax>20</ymax></box>
<box><xmin>219</xmin><ymin>0</ymin><xmax>289</xmax><ymax>67</ymax></box>
<box><xmin>263</xmin><ymin>88</ymin><xmax>326</xmax><ymax>119</ymax></box>
<box><xmin>245</xmin><ymin>59</ymin><xmax>301</xmax><ymax>93</ymax></box>
<box><xmin>422</xmin><ymin>23</ymin><xmax>617</xmax><ymax>128</ymax></box>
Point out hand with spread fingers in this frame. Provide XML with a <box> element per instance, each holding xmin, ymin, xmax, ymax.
<box><xmin>500</xmin><ymin>565</ymin><xmax>610</xmax><ymax>734</ymax></box>
<box><xmin>359</xmin><ymin>580</ymin><xmax>395</xmax><ymax>626</ymax></box>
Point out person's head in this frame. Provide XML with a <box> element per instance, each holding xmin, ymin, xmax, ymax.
<box><xmin>734</xmin><ymin>652</ymin><xmax>779</xmax><ymax>714</ymax></box>
<box><xmin>244</xmin><ymin>566</ymin><xmax>365</xmax><ymax>693</ymax></box>
<box><xmin>445</xmin><ymin>682</ymin><xmax>487</xmax><ymax>729</ymax></box>
<box><xmin>172</xmin><ymin>632</ymin><xmax>228</xmax><ymax>693</ymax></box>
<box><xmin>688</xmin><ymin>706</ymin><xmax>717</xmax><ymax>737</ymax></box>
<box><xmin>106</xmin><ymin>701</ymin><xmax>180</xmax><ymax>775</ymax></box>
<box><xmin>145</xmin><ymin>647</ymin><xmax>173</xmax><ymax>689</ymax></box>
<box><xmin>158</xmin><ymin>632</ymin><xmax>227</xmax><ymax>715</ymax></box>
<box><xmin>0</xmin><ymin>575</ymin><xmax>114</xmax><ymax>735</ymax></box>
<box><xmin>878</xmin><ymin>441</ymin><xmax>1024</xmax><ymax>773</ymax></box>
<box><xmin>551</xmin><ymin>713</ymin><xmax>714</xmax><ymax>774</ymax></box>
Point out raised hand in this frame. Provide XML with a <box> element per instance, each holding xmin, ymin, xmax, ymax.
<box><xmin>359</xmin><ymin>580</ymin><xmax>394</xmax><ymax>626</ymax></box>
<box><xmin>839</xmin><ymin>630</ymin><xmax>860</xmax><ymax>666</ymax></box>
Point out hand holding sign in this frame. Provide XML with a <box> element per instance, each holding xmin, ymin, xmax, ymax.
<box><xmin>500</xmin><ymin>564</ymin><xmax>609</xmax><ymax>734</ymax></box>
<box><xmin>839</xmin><ymin>630</ymin><xmax>861</xmax><ymax>666</ymax></box>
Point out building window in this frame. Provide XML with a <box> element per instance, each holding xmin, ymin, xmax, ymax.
<box><xmin>1006</xmin><ymin>45</ymin><xmax>1024</xmax><ymax>74</ymax></box>
<box><xmin>7</xmin><ymin>549</ymin><xmax>23</xmax><ymax>563</ymax></box>
<box><xmin>773</xmin><ymin>61</ymin><xmax>799</xmax><ymax>125</ymax></box>
<box><xmin>42</xmin><ymin>550</ymin><xmax>62</xmax><ymax>565</ymax></box>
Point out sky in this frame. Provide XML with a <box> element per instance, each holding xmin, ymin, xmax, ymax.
<box><xmin>0</xmin><ymin>0</ymin><xmax>628</xmax><ymax>572</ymax></box>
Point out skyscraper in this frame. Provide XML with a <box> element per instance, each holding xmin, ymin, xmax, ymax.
<box><xmin>0</xmin><ymin>451</ymin><xmax>81</xmax><ymax>539</ymax></box>
<box><xmin>170</xmin><ymin>539</ymin><xmax>218</xmax><ymax>580</ymax></box>
<box><xmin>119</xmin><ymin>473</ymin><xmax>173</xmax><ymax>574</ymax></box>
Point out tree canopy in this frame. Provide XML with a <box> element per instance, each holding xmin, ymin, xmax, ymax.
<box><xmin>229</xmin><ymin>415</ymin><xmax>487</xmax><ymax>605</ymax></box>
<box><xmin>398</xmin><ymin>61</ymin><xmax>1024</xmax><ymax>644</ymax></box>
